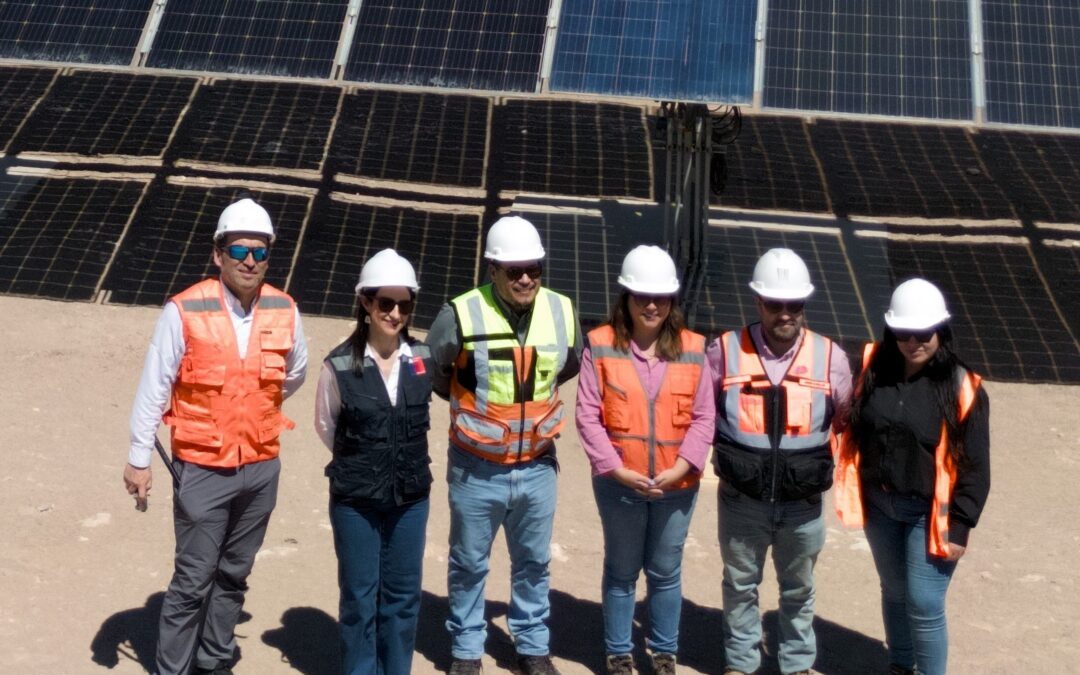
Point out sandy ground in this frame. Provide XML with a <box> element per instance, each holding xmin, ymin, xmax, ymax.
<box><xmin>1</xmin><ymin>294</ymin><xmax>1077</xmax><ymax>675</ymax></box>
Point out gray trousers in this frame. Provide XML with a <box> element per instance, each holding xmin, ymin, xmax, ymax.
<box><xmin>155</xmin><ymin>457</ymin><xmax>280</xmax><ymax>675</ymax></box>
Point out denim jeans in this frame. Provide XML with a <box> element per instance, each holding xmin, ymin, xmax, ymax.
<box><xmin>718</xmin><ymin>483</ymin><xmax>825</xmax><ymax>674</ymax></box>
<box><xmin>863</xmin><ymin>487</ymin><xmax>957</xmax><ymax>675</ymax></box>
<box><xmin>593</xmin><ymin>476</ymin><xmax>699</xmax><ymax>656</ymax></box>
<box><xmin>446</xmin><ymin>445</ymin><xmax>558</xmax><ymax>658</ymax></box>
<box><xmin>330</xmin><ymin>495</ymin><xmax>429</xmax><ymax>675</ymax></box>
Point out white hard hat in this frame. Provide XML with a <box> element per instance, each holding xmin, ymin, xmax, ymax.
<box><xmin>355</xmin><ymin>248</ymin><xmax>420</xmax><ymax>293</ymax></box>
<box><xmin>617</xmin><ymin>245</ymin><xmax>680</xmax><ymax>294</ymax></box>
<box><xmin>215</xmin><ymin>198</ymin><xmax>275</xmax><ymax>243</ymax></box>
<box><xmin>749</xmin><ymin>248</ymin><xmax>814</xmax><ymax>300</ymax></box>
<box><xmin>484</xmin><ymin>215</ymin><xmax>545</xmax><ymax>262</ymax></box>
<box><xmin>884</xmin><ymin>278</ymin><xmax>951</xmax><ymax>330</ymax></box>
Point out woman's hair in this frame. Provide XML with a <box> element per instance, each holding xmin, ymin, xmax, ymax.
<box><xmin>849</xmin><ymin>323</ymin><xmax>971</xmax><ymax>466</ymax></box>
<box><xmin>607</xmin><ymin>290</ymin><xmax>686</xmax><ymax>361</ymax></box>
<box><xmin>347</xmin><ymin>288</ymin><xmax>416</xmax><ymax>375</ymax></box>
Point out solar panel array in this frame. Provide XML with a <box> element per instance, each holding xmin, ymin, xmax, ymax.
<box><xmin>0</xmin><ymin>0</ymin><xmax>151</xmax><ymax>65</ymax></box>
<box><xmin>0</xmin><ymin>66</ymin><xmax>54</xmax><ymax>153</ymax></box>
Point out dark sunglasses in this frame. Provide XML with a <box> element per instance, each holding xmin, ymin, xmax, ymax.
<box><xmin>630</xmin><ymin>293</ymin><xmax>674</xmax><ymax>306</ymax></box>
<box><xmin>222</xmin><ymin>245</ymin><xmax>269</xmax><ymax>262</ymax></box>
<box><xmin>498</xmin><ymin>263</ymin><xmax>542</xmax><ymax>281</ymax></box>
<box><xmin>370</xmin><ymin>296</ymin><xmax>415</xmax><ymax>315</ymax></box>
<box><xmin>894</xmin><ymin>328</ymin><xmax>936</xmax><ymax>343</ymax></box>
<box><xmin>761</xmin><ymin>299</ymin><xmax>805</xmax><ymax>314</ymax></box>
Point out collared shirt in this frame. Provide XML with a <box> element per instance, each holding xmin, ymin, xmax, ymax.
<box><xmin>127</xmin><ymin>282</ymin><xmax>308</xmax><ymax>468</ymax></box>
<box><xmin>705</xmin><ymin>323</ymin><xmax>853</xmax><ymax>433</ymax></box>
<box><xmin>314</xmin><ymin>337</ymin><xmax>414</xmax><ymax>451</ymax></box>
<box><xmin>427</xmin><ymin>285</ymin><xmax>584</xmax><ymax>399</ymax></box>
<box><xmin>576</xmin><ymin>338</ymin><xmax>717</xmax><ymax>476</ymax></box>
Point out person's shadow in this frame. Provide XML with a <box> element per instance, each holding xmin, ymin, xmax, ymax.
<box><xmin>261</xmin><ymin>607</ymin><xmax>340</xmax><ymax>674</ymax></box>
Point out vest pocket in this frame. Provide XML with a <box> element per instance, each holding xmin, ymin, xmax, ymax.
<box><xmin>714</xmin><ymin>444</ymin><xmax>766</xmax><ymax>498</ymax></box>
<box><xmin>171</xmin><ymin>417</ymin><xmax>223</xmax><ymax>448</ymax></box>
<box><xmin>179</xmin><ymin>356</ymin><xmax>226</xmax><ymax>387</ymax></box>
<box><xmin>778</xmin><ymin>448</ymin><xmax>834</xmax><ymax>500</ymax></box>
<box><xmin>737</xmin><ymin>392</ymin><xmax>765</xmax><ymax>434</ymax></box>
<box><xmin>669</xmin><ymin>375</ymin><xmax>696</xmax><ymax>428</ymax></box>
<box><xmin>257</xmin><ymin>410</ymin><xmax>284</xmax><ymax>443</ymax></box>
<box><xmin>785</xmin><ymin>387</ymin><xmax>812</xmax><ymax>435</ymax></box>
<box><xmin>602</xmin><ymin>381</ymin><xmax>631</xmax><ymax>431</ymax></box>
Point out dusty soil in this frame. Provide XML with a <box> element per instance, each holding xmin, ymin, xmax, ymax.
<box><xmin>1</xmin><ymin>295</ymin><xmax>1076</xmax><ymax>674</ymax></box>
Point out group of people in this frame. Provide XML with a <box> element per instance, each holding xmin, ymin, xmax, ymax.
<box><xmin>123</xmin><ymin>200</ymin><xmax>991</xmax><ymax>675</ymax></box>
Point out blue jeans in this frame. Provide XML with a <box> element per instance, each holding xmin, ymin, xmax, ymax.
<box><xmin>330</xmin><ymin>495</ymin><xmax>429</xmax><ymax>675</ymax></box>
<box><xmin>863</xmin><ymin>487</ymin><xmax>957</xmax><ymax>675</ymax></box>
<box><xmin>718</xmin><ymin>483</ymin><xmax>825</xmax><ymax>674</ymax></box>
<box><xmin>593</xmin><ymin>477</ymin><xmax>699</xmax><ymax>656</ymax></box>
<box><xmin>446</xmin><ymin>445</ymin><xmax>558</xmax><ymax>658</ymax></box>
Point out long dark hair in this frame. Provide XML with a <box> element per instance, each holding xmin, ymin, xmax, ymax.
<box><xmin>849</xmin><ymin>323</ymin><xmax>972</xmax><ymax>467</ymax></box>
<box><xmin>347</xmin><ymin>288</ymin><xmax>417</xmax><ymax>375</ymax></box>
<box><xmin>607</xmin><ymin>290</ymin><xmax>686</xmax><ymax>361</ymax></box>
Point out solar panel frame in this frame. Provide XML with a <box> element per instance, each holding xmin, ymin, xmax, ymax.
<box><xmin>0</xmin><ymin>0</ymin><xmax>152</xmax><ymax>66</ymax></box>
<box><xmin>345</xmin><ymin>0</ymin><xmax>550</xmax><ymax>93</ymax></box>
<box><xmin>145</xmin><ymin>0</ymin><xmax>349</xmax><ymax>79</ymax></box>
<box><xmin>550</xmin><ymin>0</ymin><xmax>756</xmax><ymax>103</ymax></box>
<box><xmin>763</xmin><ymin>0</ymin><xmax>973</xmax><ymax>121</ymax></box>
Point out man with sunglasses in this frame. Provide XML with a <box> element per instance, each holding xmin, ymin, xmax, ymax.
<box><xmin>706</xmin><ymin>248</ymin><xmax>852</xmax><ymax>675</ymax></box>
<box><xmin>427</xmin><ymin>215</ymin><xmax>583</xmax><ymax>675</ymax></box>
<box><xmin>123</xmin><ymin>197</ymin><xmax>308</xmax><ymax>675</ymax></box>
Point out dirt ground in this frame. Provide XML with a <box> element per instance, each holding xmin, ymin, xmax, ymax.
<box><xmin>1</xmin><ymin>295</ymin><xmax>1077</xmax><ymax>674</ymax></box>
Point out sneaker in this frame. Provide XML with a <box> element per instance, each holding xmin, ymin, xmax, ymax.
<box><xmin>651</xmin><ymin>653</ymin><xmax>677</xmax><ymax>675</ymax></box>
<box><xmin>606</xmin><ymin>653</ymin><xmax>634</xmax><ymax>675</ymax></box>
<box><xmin>449</xmin><ymin>658</ymin><xmax>483</xmax><ymax>675</ymax></box>
<box><xmin>517</xmin><ymin>654</ymin><xmax>561</xmax><ymax>675</ymax></box>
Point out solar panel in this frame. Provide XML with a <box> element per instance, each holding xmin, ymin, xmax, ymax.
<box><xmin>719</xmin><ymin>115</ymin><xmax>831</xmax><ymax>213</ymax></box>
<box><xmin>697</xmin><ymin>220</ymin><xmax>871</xmax><ymax>346</ymax></box>
<box><xmin>0</xmin><ymin>66</ymin><xmax>55</xmax><ymax>154</ymax></box>
<box><xmin>809</xmin><ymin>119</ymin><xmax>1016</xmax><ymax>220</ymax></box>
<box><xmin>550</xmin><ymin>0</ymin><xmax>756</xmax><ymax>103</ymax></box>
<box><xmin>330</xmin><ymin>89</ymin><xmax>490</xmax><ymax>190</ymax></box>
<box><xmin>345</xmin><ymin>0</ymin><xmax>549</xmax><ymax>92</ymax></box>
<box><xmin>0</xmin><ymin>171</ymin><xmax>150</xmax><ymax>301</ymax></box>
<box><xmin>855</xmin><ymin>231</ymin><xmax>1080</xmax><ymax>384</ymax></box>
<box><xmin>288</xmin><ymin>194</ymin><xmax>481</xmax><ymax>328</ymax></box>
<box><xmin>173</xmin><ymin>80</ymin><xmax>341</xmax><ymax>177</ymax></box>
<box><xmin>102</xmin><ymin>181</ymin><xmax>310</xmax><ymax>307</ymax></box>
<box><xmin>492</xmin><ymin>99</ymin><xmax>654</xmax><ymax>200</ymax></box>
<box><xmin>763</xmin><ymin>0</ymin><xmax>972</xmax><ymax>120</ymax></box>
<box><xmin>1041</xmin><ymin>240</ymin><xmax>1080</xmax><ymax>339</ymax></box>
<box><xmin>145</xmin><ymin>0</ymin><xmax>348</xmax><ymax>78</ymax></box>
<box><xmin>0</xmin><ymin>0</ymin><xmax>151</xmax><ymax>65</ymax></box>
<box><xmin>982</xmin><ymin>1</ymin><xmax>1080</xmax><ymax>128</ymax></box>
<box><xmin>12</xmin><ymin>71</ymin><xmax>196</xmax><ymax>161</ymax></box>
<box><xmin>973</xmin><ymin>129</ymin><xmax>1080</xmax><ymax>224</ymax></box>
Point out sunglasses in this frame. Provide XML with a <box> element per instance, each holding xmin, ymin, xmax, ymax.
<box><xmin>894</xmin><ymin>328</ymin><xmax>936</xmax><ymax>343</ymax></box>
<box><xmin>761</xmin><ymin>299</ymin><xmax>805</xmax><ymax>314</ymax></box>
<box><xmin>498</xmin><ymin>263</ymin><xmax>542</xmax><ymax>281</ymax></box>
<box><xmin>630</xmin><ymin>293</ymin><xmax>674</xmax><ymax>306</ymax></box>
<box><xmin>370</xmin><ymin>296</ymin><xmax>415</xmax><ymax>315</ymax></box>
<box><xmin>221</xmin><ymin>245</ymin><xmax>269</xmax><ymax>262</ymax></box>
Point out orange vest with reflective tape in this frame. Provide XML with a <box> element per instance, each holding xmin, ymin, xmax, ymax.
<box><xmin>834</xmin><ymin>342</ymin><xmax>982</xmax><ymax>558</ymax></box>
<box><xmin>588</xmin><ymin>325</ymin><xmax>706</xmax><ymax>490</ymax></box>
<box><xmin>164</xmin><ymin>278</ymin><xmax>297</xmax><ymax>468</ymax></box>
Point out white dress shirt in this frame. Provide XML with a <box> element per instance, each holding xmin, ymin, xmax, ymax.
<box><xmin>127</xmin><ymin>284</ymin><xmax>308</xmax><ymax>468</ymax></box>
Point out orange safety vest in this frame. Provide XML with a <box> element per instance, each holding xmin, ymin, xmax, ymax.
<box><xmin>834</xmin><ymin>342</ymin><xmax>982</xmax><ymax>558</ymax></box>
<box><xmin>163</xmin><ymin>278</ymin><xmax>297</xmax><ymax>468</ymax></box>
<box><xmin>588</xmin><ymin>325</ymin><xmax>706</xmax><ymax>491</ymax></box>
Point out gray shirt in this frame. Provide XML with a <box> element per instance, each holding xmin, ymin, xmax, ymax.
<box><xmin>427</xmin><ymin>284</ymin><xmax>584</xmax><ymax>399</ymax></box>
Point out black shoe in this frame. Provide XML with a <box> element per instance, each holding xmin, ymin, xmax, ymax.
<box><xmin>606</xmin><ymin>653</ymin><xmax>634</xmax><ymax>675</ymax></box>
<box><xmin>517</xmin><ymin>654</ymin><xmax>562</xmax><ymax>675</ymax></box>
<box><xmin>651</xmin><ymin>653</ymin><xmax>677</xmax><ymax>675</ymax></box>
<box><xmin>195</xmin><ymin>667</ymin><xmax>234</xmax><ymax>675</ymax></box>
<box><xmin>888</xmin><ymin>666</ymin><xmax>916</xmax><ymax>675</ymax></box>
<box><xmin>449</xmin><ymin>658</ymin><xmax>483</xmax><ymax>675</ymax></box>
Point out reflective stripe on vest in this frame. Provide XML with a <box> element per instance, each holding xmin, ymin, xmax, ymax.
<box><xmin>589</xmin><ymin>325</ymin><xmax>705</xmax><ymax>490</ymax></box>
<box><xmin>164</xmin><ymin>278</ymin><xmax>296</xmax><ymax>468</ymax></box>
<box><xmin>449</xmin><ymin>284</ymin><xmax>575</xmax><ymax>463</ymax></box>
<box><xmin>716</xmin><ymin>327</ymin><xmax>833</xmax><ymax>451</ymax></box>
<box><xmin>833</xmin><ymin>342</ymin><xmax>982</xmax><ymax>558</ymax></box>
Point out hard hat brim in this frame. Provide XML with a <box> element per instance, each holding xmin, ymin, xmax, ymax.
<box><xmin>884</xmin><ymin>311</ymin><xmax>951</xmax><ymax>331</ymax></box>
<box><xmin>749</xmin><ymin>281</ymin><xmax>814</xmax><ymax>300</ymax></box>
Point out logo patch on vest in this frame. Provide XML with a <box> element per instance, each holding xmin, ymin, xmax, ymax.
<box><xmin>411</xmin><ymin>356</ymin><xmax>426</xmax><ymax>375</ymax></box>
<box><xmin>793</xmin><ymin>365</ymin><xmax>808</xmax><ymax>375</ymax></box>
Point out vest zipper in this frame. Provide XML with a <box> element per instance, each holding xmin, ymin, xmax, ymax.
<box><xmin>769</xmin><ymin>385</ymin><xmax>782</xmax><ymax>502</ymax></box>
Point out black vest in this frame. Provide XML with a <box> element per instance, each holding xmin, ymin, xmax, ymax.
<box><xmin>325</xmin><ymin>340</ymin><xmax>434</xmax><ymax>506</ymax></box>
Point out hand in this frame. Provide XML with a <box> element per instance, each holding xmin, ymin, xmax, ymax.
<box><xmin>945</xmin><ymin>542</ymin><xmax>966</xmax><ymax>562</ymax></box>
<box><xmin>652</xmin><ymin>458</ymin><xmax>692</xmax><ymax>491</ymax></box>
<box><xmin>124</xmin><ymin>464</ymin><xmax>152</xmax><ymax>511</ymax></box>
<box><xmin>609</xmin><ymin>467</ymin><xmax>663</xmax><ymax>498</ymax></box>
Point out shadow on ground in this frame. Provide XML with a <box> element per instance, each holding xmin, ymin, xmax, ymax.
<box><xmin>261</xmin><ymin>606</ymin><xmax>340</xmax><ymax>674</ymax></box>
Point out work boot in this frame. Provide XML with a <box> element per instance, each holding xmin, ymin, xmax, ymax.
<box><xmin>517</xmin><ymin>654</ymin><xmax>562</xmax><ymax>675</ymax></box>
<box><xmin>449</xmin><ymin>658</ymin><xmax>483</xmax><ymax>675</ymax></box>
<box><xmin>605</xmin><ymin>653</ymin><xmax>634</xmax><ymax>675</ymax></box>
<box><xmin>650</xmin><ymin>653</ymin><xmax>677</xmax><ymax>675</ymax></box>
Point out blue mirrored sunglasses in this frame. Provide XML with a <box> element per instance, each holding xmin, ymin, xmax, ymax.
<box><xmin>222</xmin><ymin>245</ymin><xmax>269</xmax><ymax>262</ymax></box>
